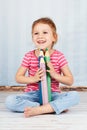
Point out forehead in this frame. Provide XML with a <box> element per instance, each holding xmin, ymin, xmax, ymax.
<box><xmin>33</xmin><ymin>23</ymin><xmax>52</xmax><ymax>31</ymax></box>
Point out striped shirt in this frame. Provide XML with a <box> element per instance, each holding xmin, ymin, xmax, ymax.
<box><xmin>21</xmin><ymin>50</ymin><xmax>68</xmax><ymax>92</ymax></box>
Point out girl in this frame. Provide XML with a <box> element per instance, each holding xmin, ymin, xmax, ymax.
<box><xmin>5</xmin><ymin>17</ymin><xmax>79</xmax><ymax>117</ymax></box>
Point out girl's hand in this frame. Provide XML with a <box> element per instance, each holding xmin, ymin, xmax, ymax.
<box><xmin>15</xmin><ymin>66</ymin><xmax>44</xmax><ymax>84</ymax></box>
<box><xmin>33</xmin><ymin>68</ymin><xmax>44</xmax><ymax>82</ymax></box>
<box><xmin>47</xmin><ymin>62</ymin><xmax>74</xmax><ymax>86</ymax></box>
<box><xmin>46</xmin><ymin>62</ymin><xmax>58</xmax><ymax>79</ymax></box>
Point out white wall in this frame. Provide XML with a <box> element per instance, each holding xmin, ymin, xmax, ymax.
<box><xmin>0</xmin><ymin>0</ymin><xmax>87</xmax><ymax>86</ymax></box>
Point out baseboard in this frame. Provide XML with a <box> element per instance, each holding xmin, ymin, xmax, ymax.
<box><xmin>0</xmin><ymin>86</ymin><xmax>25</xmax><ymax>91</ymax></box>
<box><xmin>60</xmin><ymin>86</ymin><xmax>87</xmax><ymax>91</ymax></box>
<box><xmin>0</xmin><ymin>86</ymin><xmax>87</xmax><ymax>91</ymax></box>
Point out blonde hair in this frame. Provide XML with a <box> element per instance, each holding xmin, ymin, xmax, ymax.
<box><xmin>32</xmin><ymin>17</ymin><xmax>58</xmax><ymax>44</ymax></box>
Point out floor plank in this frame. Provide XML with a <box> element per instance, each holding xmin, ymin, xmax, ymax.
<box><xmin>0</xmin><ymin>91</ymin><xmax>87</xmax><ymax>130</ymax></box>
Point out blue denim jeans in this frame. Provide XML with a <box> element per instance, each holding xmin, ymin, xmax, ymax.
<box><xmin>5</xmin><ymin>90</ymin><xmax>80</xmax><ymax>114</ymax></box>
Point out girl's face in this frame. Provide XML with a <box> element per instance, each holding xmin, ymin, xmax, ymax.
<box><xmin>32</xmin><ymin>23</ymin><xmax>55</xmax><ymax>50</ymax></box>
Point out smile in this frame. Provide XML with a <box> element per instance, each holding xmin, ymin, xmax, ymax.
<box><xmin>37</xmin><ymin>40</ymin><xmax>46</xmax><ymax>44</ymax></box>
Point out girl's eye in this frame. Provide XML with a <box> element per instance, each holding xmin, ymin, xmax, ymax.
<box><xmin>34</xmin><ymin>32</ymin><xmax>38</xmax><ymax>35</ymax></box>
<box><xmin>43</xmin><ymin>32</ymin><xmax>48</xmax><ymax>34</ymax></box>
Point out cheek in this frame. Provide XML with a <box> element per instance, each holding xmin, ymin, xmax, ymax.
<box><xmin>49</xmin><ymin>37</ymin><xmax>54</xmax><ymax>43</ymax></box>
<box><xmin>32</xmin><ymin>37</ymin><xmax>37</xmax><ymax>43</ymax></box>
<box><xmin>49</xmin><ymin>34</ymin><xmax>55</xmax><ymax>41</ymax></box>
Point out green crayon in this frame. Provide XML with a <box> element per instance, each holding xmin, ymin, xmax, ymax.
<box><xmin>44</xmin><ymin>48</ymin><xmax>51</xmax><ymax>102</ymax></box>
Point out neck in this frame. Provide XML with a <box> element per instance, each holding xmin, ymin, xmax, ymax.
<box><xmin>35</xmin><ymin>48</ymin><xmax>54</xmax><ymax>57</ymax></box>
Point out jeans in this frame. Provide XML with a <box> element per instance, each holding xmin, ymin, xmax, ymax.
<box><xmin>5</xmin><ymin>90</ymin><xmax>80</xmax><ymax>114</ymax></box>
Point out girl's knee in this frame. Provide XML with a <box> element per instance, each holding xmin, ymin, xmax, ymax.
<box><xmin>70</xmin><ymin>91</ymin><xmax>80</xmax><ymax>104</ymax></box>
<box><xmin>5</xmin><ymin>95</ymin><xmax>17</xmax><ymax>111</ymax></box>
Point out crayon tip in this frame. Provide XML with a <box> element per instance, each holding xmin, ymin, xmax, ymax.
<box><xmin>39</xmin><ymin>49</ymin><xmax>44</xmax><ymax>56</ymax></box>
<box><xmin>40</xmin><ymin>49</ymin><xmax>43</xmax><ymax>51</ymax></box>
<box><xmin>40</xmin><ymin>57</ymin><xmax>45</xmax><ymax>63</ymax></box>
<box><xmin>46</xmin><ymin>48</ymin><xmax>48</xmax><ymax>51</ymax></box>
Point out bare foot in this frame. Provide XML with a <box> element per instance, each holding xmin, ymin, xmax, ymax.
<box><xmin>24</xmin><ymin>107</ymin><xmax>43</xmax><ymax>117</ymax></box>
<box><xmin>24</xmin><ymin>104</ymin><xmax>54</xmax><ymax>117</ymax></box>
<box><xmin>24</xmin><ymin>107</ymin><xmax>32</xmax><ymax>117</ymax></box>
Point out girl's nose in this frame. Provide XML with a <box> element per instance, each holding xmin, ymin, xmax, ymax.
<box><xmin>38</xmin><ymin>33</ymin><xmax>43</xmax><ymax>37</ymax></box>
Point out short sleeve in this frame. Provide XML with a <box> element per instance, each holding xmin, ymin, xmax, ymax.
<box><xmin>21</xmin><ymin>52</ymin><xmax>31</xmax><ymax>68</ymax></box>
<box><xmin>58</xmin><ymin>53</ymin><xmax>68</xmax><ymax>69</ymax></box>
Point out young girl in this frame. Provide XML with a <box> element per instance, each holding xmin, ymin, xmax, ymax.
<box><xmin>5</xmin><ymin>17</ymin><xmax>79</xmax><ymax>117</ymax></box>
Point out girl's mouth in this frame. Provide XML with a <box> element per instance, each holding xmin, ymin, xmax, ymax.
<box><xmin>37</xmin><ymin>40</ymin><xmax>46</xmax><ymax>44</ymax></box>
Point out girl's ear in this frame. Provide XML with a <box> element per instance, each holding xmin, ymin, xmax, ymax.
<box><xmin>53</xmin><ymin>33</ymin><xmax>58</xmax><ymax>43</ymax></box>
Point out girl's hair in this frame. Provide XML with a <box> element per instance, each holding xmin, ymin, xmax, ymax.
<box><xmin>32</xmin><ymin>17</ymin><xmax>58</xmax><ymax>44</ymax></box>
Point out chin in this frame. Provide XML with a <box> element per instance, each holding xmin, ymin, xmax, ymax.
<box><xmin>38</xmin><ymin>47</ymin><xmax>47</xmax><ymax>51</ymax></box>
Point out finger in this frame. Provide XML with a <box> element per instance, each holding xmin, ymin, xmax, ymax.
<box><xmin>47</xmin><ymin>62</ymin><xmax>54</xmax><ymax>70</ymax></box>
<box><xmin>46</xmin><ymin>69</ymin><xmax>50</xmax><ymax>73</ymax></box>
<box><xmin>39</xmin><ymin>72</ymin><xmax>44</xmax><ymax>77</ymax></box>
<box><xmin>47</xmin><ymin>62</ymin><xmax>52</xmax><ymax>68</ymax></box>
<box><xmin>38</xmin><ymin>70</ymin><xmax>44</xmax><ymax>75</ymax></box>
<box><xmin>37</xmin><ymin>68</ymin><xmax>42</xmax><ymax>72</ymax></box>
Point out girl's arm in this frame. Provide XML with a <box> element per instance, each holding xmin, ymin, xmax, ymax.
<box><xmin>47</xmin><ymin>62</ymin><xmax>74</xmax><ymax>86</ymax></box>
<box><xmin>15</xmin><ymin>66</ymin><xmax>44</xmax><ymax>84</ymax></box>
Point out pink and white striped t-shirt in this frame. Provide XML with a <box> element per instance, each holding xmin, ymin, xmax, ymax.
<box><xmin>21</xmin><ymin>50</ymin><xmax>68</xmax><ymax>92</ymax></box>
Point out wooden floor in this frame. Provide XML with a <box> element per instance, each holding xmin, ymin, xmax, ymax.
<box><xmin>0</xmin><ymin>91</ymin><xmax>87</xmax><ymax>130</ymax></box>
